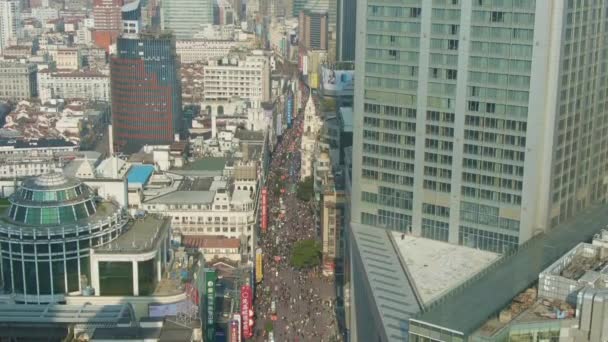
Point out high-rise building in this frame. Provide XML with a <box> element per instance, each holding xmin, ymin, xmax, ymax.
<box><xmin>110</xmin><ymin>30</ymin><xmax>182</xmax><ymax>153</ymax></box>
<box><xmin>299</xmin><ymin>9</ymin><xmax>328</xmax><ymax>51</ymax></box>
<box><xmin>336</xmin><ymin>0</ymin><xmax>355</xmax><ymax>61</ymax></box>
<box><xmin>0</xmin><ymin>0</ymin><xmax>21</xmax><ymax>54</ymax></box>
<box><xmin>160</xmin><ymin>0</ymin><xmax>213</xmax><ymax>40</ymax></box>
<box><xmin>351</xmin><ymin>0</ymin><xmax>608</xmax><ymax>254</ymax></box>
<box><xmin>92</xmin><ymin>0</ymin><xmax>124</xmax><ymax>50</ymax></box>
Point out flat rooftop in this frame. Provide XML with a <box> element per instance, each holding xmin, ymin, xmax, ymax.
<box><xmin>94</xmin><ymin>215</ymin><xmax>169</xmax><ymax>254</ymax></box>
<box><xmin>180</xmin><ymin>157</ymin><xmax>226</xmax><ymax>171</ymax></box>
<box><xmin>414</xmin><ymin>204</ymin><xmax>608</xmax><ymax>335</ymax></box>
<box><xmin>393</xmin><ymin>233</ymin><xmax>500</xmax><ymax>303</ymax></box>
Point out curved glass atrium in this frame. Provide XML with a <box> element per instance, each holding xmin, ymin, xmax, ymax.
<box><xmin>0</xmin><ymin>173</ymin><xmax>128</xmax><ymax>303</ymax></box>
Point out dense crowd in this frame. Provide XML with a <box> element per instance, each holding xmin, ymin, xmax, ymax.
<box><xmin>253</xmin><ymin>97</ymin><xmax>340</xmax><ymax>342</ymax></box>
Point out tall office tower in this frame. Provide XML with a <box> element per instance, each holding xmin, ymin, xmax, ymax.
<box><xmin>351</xmin><ymin>0</ymin><xmax>608</xmax><ymax>253</ymax></box>
<box><xmin>299</xmin><ymin>9</ymin><xmax>328</xmax><ymax>51</ymax></box>
<box><xmin>336</xmin><ymin>0</ymin><xmax>355</xmax><ymax>61</ymax></box>
<box><xmin>92</xmin><ymin>0</ymin><xmax>124</xmax><ymax>50</ymax></box>
<box><xmin>0</xmin><ymin>0</ymin><xmax>21</xmax><ymax>54</ymax></box>
<box><xmin>160</xmin><ymin>0</ymin><xmax>213</xmax><ymax>40</ymax></box>
<box><xmin>110</xmin><ymin>30</ymin><xmax>182</xmax><ymax>153</ymax></box>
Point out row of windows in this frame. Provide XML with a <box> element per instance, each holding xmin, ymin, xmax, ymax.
<box><xmin>465</xmin><ymin>116</ymin><xmax>527</xmax><ymax>131</ymax></box>
<box><xmin>469</xmin><ymin>57</ymin><xmax>532</xmax><ymax>74</ymax></box>
<box><xmin>463</xmin><ymin>158</ymin><xmax>525</xmax><ymax>177</ymax></box>
<box><xmin>367</xmin><ymin>20</ymin><xmax>421</xmax><ymax>34</ymax></box>
<box><xmin>424</xmin><ymin>166</ymin><xmax>452</xmax><ymax>179</ymax></box>
<box><xmin>459</xmin><ymin>225</ymin><xmax>519</xmax><ymax>253</ymax></box>
<box><xmin>463</xmin><ymin>144</ymin><xmax>525</xmax><ymax>162</ymax></box>
<box><xmin>425</xmin><ymin>139</ymin><xmax>454</xmax><ymax>152</ymax></box>
<box><xmin>423</xmin><ymin>180</ymin><xmax>452</xmax><ymax>193</ymax></box>
<box><xmin>9</xmin><ymin>202</ymin><xmax>95</xmax><ymax>225</ymax></box>
<box><xmin>364</xmin><ymin>116</ymin><xmax>418</xmax><ymax>135</ymax></box>
<box><xmin>426</xmin><ymin>124</ymin><xmax>454</xmax><ymax>138</ymax></box>
<box><xmin>424</xmin><ymin>152</ymin><xmax>453</xmax><ymax>165</ymax></box>
<box><xmin>363</xmin><ymin>143</ymin><xmax>416</xmax><ymax>159</ymax></box>
<box><xmin>362</xmin><ymin>156</ymin><xmax>415</xmax><ymax>173</ymax></box>
<box><xmin>365</xmin><ymin>77</ymin><xmax>418</xmax><ymax>91</ymax></box>
<box><xmin>361</xmin><ymin>210</ymin><xmax>412</xmax><ymax>232</ymax></box>
<box><xmin>461</xmin><ymin>186</ymin><xmax>523</xmax><ymax>205</ymax></box>
<box><xmin>464</xmin><ymin>130</ymin><xmax>526</xmax><ymax>147</ymax></box>
<box><xmin>366</xmin><ymin>63</ymin><xmax>419</xmax><ymax>77</ymax></box>
<box><xmin>422</xmin><ymin>203</ymin><xmax>450</xmax><ymax>218</ymax></box>
<box><xmin>361</xmin><ymin>169</ymin><xmax>415</xmax><ymax>187</ymax></box>
<box><xmin>471</xmin><ymin>11</ymin><xmax>535</xmax><ymax>27</ymax></box>
<box><xmin>426</xmin><ymin>111</ymin><xmax>455</xmax><ymax>123</ymax></box>
<box><xmin>422</xmin><ymin>218</ymin><xmax>449</xmax><ymax>242</ymax></box>
<box><xmin>18</xmin><ymin>186</ymin><xmax>84</xmax><ymax>202</ymax></box>
<box><xmin>364</xmin><ymin>103</ymin><xmax>417</xmax><ymax>118</ymax></box>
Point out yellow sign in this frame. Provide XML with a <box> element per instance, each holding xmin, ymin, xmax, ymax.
<box><xmin>255</xmin><ymin>249</ymin><xmax>263</xmax><ymax>283</ymax></box>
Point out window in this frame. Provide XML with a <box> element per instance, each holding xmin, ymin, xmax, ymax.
<box><xmin>410</xmin><ymin>8</ymin><xmax>421</xmax><ymax>18</ymax></box>
<box><xmin>446</xmin><ymin>69</ymin><xmax>457</xmax><ymax>80</ymax></box>
<box><xmin>486</xmin><ymin>103</ymin><xmax>496</xmax><ymax>113</ymax></box>
<box><xmin>448</xmin><ymin>40</ymin><xmax>459</xmax><ymax>50</ymax></box>
<box><xmin>491</xmin><ymin>11</ymin><xmax>504</xmax><ymax>23</ymax></box>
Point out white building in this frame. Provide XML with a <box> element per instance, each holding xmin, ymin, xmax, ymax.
<box><xmin>300</xmin><ymin>95</ymin><xmax>322</xmax><ymax>180</ymax></box>
<box><xmin>38</xmin><ymin>69</ymin><xmax>110</xmax><ymax>102</ymax></box>
<box><xmin>202</xmin><ymin>51</ymin><xmax>270</xmax><ymax>103</ymax></box>
<box><xmin>143</xmin><ymin>176</ymin><xmax>257</xmax><ymax>253</ymax></box>
<box><xmin>176</xmin><ymin>39</ymin><xmax>239</xmax><ymax>64</ymax></box>
<box><xmin>0</xmin><ymin>0</ymin><xmax>20</xmax><ymax>54</ymax></box>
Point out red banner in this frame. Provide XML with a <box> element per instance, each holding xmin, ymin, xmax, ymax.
<box><xmin>230</xmin><ymin>319</ymin><xmax>240</xmax><ymax>342</ymax></box>
<box><xmin>261</xmin><ymin>187</ymin><xmax>268</xmax><ymax>232</ymax></box>
<box><xmin>241</xmin><ymin>285</ymin><xmax>253</xmax><ymax>339</ymax></box>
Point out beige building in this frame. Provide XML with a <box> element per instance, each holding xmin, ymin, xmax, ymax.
<box><xmin>0</xmin><ymin>62</ymin><xmax>37</xmax><ymax>100</ymax></box>
<box><xmin>38</xmin><ymin>69</ymin><xmax>110</xmax><ymax>102</ymax></box>
<box><xmin>176</xmin><ymin>39</ymin><xmax>239</xmax><ymax>64</ymax></box>
<box><xmin>319</xmin><ymin>156</ymin><xmax>346</xmax><ymax>276</ymax></box>
<box><xmin>50</xmin><ymin>47</ymin><xmax>82</xmax><ymax>70</ymax></box>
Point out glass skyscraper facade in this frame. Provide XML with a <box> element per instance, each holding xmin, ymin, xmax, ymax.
<box><xmin>111</xmin><ymin>30</ymin><xmax>183</xmax><ymax>153</ymax></box>
<box><xmin>352</xmin><ymin>0</ymin><xmax>608</xmax><ymax>253</ymax></box>
<box><xmin>160</xmin><ymin>0</ymin><xmax>213</xmax><ymax>39</ymax></box>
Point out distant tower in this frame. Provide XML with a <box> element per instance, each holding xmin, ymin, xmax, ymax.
<box><xmin>160</xmin><ymin>0</ymin><xmax>213</xmax><ymax>39</ymax></box>
<box><xmin>0</xmin><ymin>0</ymin><xmax>21</xmax><ymax>54</ymax></box>
<box><xmin>110</xmin><ymin>29</ymin><xmax>183</xmax><ymax>153</ymax></box>
<box><xmin>92</xmin><ymin>0</ymin><xmax>124</xmax><ymax>51</ymax></box>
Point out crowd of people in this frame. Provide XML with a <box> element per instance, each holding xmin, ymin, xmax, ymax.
<box><xmin>253</xmin><ymin>93</ymin><xmax>340</xmax><ymax>342</ymax></box>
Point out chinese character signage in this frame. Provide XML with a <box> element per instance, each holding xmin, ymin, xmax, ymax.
<box><xmin>205</xmin><ymin>269</ymin><xmax>217</xmax><ymax>342</ymax></box>
<box><xmin>255</xmin><ymin>248</ymin><xmax>263</xmax><ymax>283</ymax></box>
<box><xmin>241</xmin><ymin>285</ymin><xmax>254</xmax><ymax>339</ymax></box>
<box><xmin>261</xmin><ymin>187</ymin><xmax>268</xmax><ymax>232</ymax></box>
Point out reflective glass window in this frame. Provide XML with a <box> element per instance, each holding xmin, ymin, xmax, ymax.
<box><xmin>26</xmin><ymin>207</ymin><xmax>41</xmax><ymax>225</ymax></box>
<box><xmin>59</xmin><ymin>206</ymin><xmax>76</xmax><ymax>224</ymax></box>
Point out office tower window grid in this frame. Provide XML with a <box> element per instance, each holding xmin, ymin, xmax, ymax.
<box><xmin>549</xmin><ymin>0</ymin><xmax>608</xmax><ymax>226</ymax></box>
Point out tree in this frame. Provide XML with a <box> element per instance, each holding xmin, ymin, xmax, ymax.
<box><xmin>296</xmin><ymin>176</ymin><xmax>314</xmax><ymax>201</ymax></box>
<box><xmin>265</xmin><ymin>321</ymin><xmax>274</xmax><ymax>333</ymax></box>
<box><xmin>290</xmin><ymin>239</ymin><xmax>322</xmax><ymax>269</ymax></box>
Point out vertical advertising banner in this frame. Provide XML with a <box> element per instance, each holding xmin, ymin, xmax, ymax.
<box><xmin>205</xmin><ymin>270</ymin><xmax>217</xmax><ymax>342</ymax></box>
<box><xmin>286</xmin><ymin>94</ymin><xmax>293</xmax><ymax>128</ymax></box>
<box><xmin>255</xmin><ymin>248</ymin><xmax>263</xmax><ymax>283</ymax></box>
<box><xmin>261</xmin><ymin>187</ymin><xmax>268</xmax><ymax>232</ymax></box>
<box><xmin>241</xmin><ymin>285</ymin><xmax>253</xmax><ymax>339</ymax></box>
<box><xmin>229</xmin><ymin>315</ymin><xmax>241</xmax><ymax>342</ymax></box>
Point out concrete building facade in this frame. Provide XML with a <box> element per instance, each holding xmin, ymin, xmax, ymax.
<box><xmin>38</xmin><ymin>69</ymin><xmax>110</xmax><ymax>102</ymax></box>
<box><xmin>202</xmin><ymin>51</ymin><xmax>271</xmax><ymax>103</ymax></box>
<box><xmin>160</xmin><ymin>0</ymin><xmax>213</xmax><ymax>40</ymax></box>
<box><xmin>0</xmin><ymin>62</ymin><xmax>37</xmax><ymax>100</ymax></box>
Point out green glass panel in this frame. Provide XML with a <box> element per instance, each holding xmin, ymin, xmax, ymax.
<box><xmin>25</xmin><ymin>207</ymin><xmax>40</xmax><ymax>225</ymax></box>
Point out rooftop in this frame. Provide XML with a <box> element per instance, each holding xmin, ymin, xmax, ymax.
<box><xmin>93</xmin><ymin>215</ymin><xmax>169</xmax><ymax>254</ymax></box>
<box><xmin>180</xmin><ymin>157</ymin><xmax>226</xmax><ymax>171</ymax></box>
<box><xmin>126</xmin><ymin>164</ymin><xmax>155</xmax><ymax>187</ymax></box>
<box><xmin>145</xmin><ymin>190</ymin><xmax>215</xmax><ymax>205</ymax></box>
<box><xmin>393</xmin><ymin>233</ymin><xmax>500</xmax><ymax>303</ymax></box>
<box><xmin>414</xmin><ymin>204</ymin><xmax>608</xmax><ymax>335</ymax></box>
<box><xmin>0</xmin><ymin>303</ymin><xmax>135</xmax><ymax>325</ymax></box>
<box><xmin>182</xmin><ymin>235</ymin><xmax>241</xmax><ymax>249</ymax></box>
<box><xmin>234</xmin><ymin>129</ymin><xmax>265</xmax><ymax>142</ymax></box>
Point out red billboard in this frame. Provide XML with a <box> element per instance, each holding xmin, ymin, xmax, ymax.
<box><xmin>241</xmin><ymin>285</ymin><xmax>254</xmax><ymax>339</ymax></box>
<box><xmin>261</xmin><ymin>187</ymin><xmax>268</xmax><ymax>232</ymax></box>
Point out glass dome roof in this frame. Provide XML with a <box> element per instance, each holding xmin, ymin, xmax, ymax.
<box><xmin>7</xmin><ymin>172</ymin><xmax>98</xmax><ymax>226</ymax></box>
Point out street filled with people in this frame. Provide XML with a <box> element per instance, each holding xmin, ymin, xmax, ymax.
<box><xmin>253</xmin><ymin>92</ymin><xmax>340</xmax><ymax>342</ymax></box>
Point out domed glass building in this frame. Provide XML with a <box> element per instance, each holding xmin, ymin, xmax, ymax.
<box><xmin>0</xmin><ymin>172</ymin><xmax>128</xmax><ymax>303</ymax></box>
